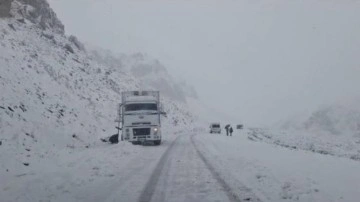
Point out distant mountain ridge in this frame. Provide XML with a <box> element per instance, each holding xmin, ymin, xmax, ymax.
<box><xmin>304</xmin><ymin>105</ymin><xmax>360</xmax><ymax>136</ymax></box>
<box><xmin>279</xmin><ymin>103</ymin><xmax>360</xmax><ymax>137</ymax></box>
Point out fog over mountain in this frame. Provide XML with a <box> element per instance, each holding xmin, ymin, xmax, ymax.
<box><xmin>88</xmin><ymin>49</ymin><xmax>198</xmax><ymax>103</ymax></box>
<box><xmin>2</xmin><ymin>1</ymin><xmax>360</xmax><ymax>201</ymax></box>
<box><xmin>48</xmin><ymin>0</ymin><xmax>360</xmax><ymax>127</ymax></box>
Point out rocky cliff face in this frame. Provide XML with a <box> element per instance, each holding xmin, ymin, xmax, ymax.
<box><xmin>2</xmin><ymin>0</ymin><xmax>64</xmax><ymax>34</ymax></box>
<box><xmin>0</xmin><ymin>0</ymin><xmax>12</xmax><ymax>17</ymax></box>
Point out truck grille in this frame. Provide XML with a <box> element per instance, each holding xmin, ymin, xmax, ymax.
<box><xmin>133</xmin><ymin>128</ymin><xmax>150</xmax><ymax>136</ymax></box>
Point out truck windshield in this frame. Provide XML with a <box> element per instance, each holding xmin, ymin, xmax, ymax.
<box><xmin>125</xmin><ymin>103</ymin><xmax>157</xmax><ymax>111</ymax></box>
<box><xmin>212</xmin><ymin>124</ymin><xmax>220</xmax><ymax>128</ymax></box>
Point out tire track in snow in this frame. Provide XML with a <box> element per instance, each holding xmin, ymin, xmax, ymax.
<box><xmin>191</xmin><ymin>134</ymin><xmax>261</xmax><ymax>202</ymax></box>
<box><xmin>137</xmin><ymin>135</ymin><xmax>181</xmax><ymax>202</ymax></box>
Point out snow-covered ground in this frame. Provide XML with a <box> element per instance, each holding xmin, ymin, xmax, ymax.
<box><xmin>247</xmin><ymin>127</ymin><xmax>360</xmax><ymax>162</ymax></box>
<box><xmin>194</xmin><ymin>130</ymin><xmax>360</xmax><ymax>202</ymax></box>
<box><xmin>2</xmin><ymin>1</ymin><xmax>360</xmax><ymax>202</ymax></box>
<box><xmin>1</xmin><ymin>1</ymin><xmax>198</xmax><ymax>201</ymax></box>
<box><xmin>2</xmin><ymin>128</ymin><xmax>360</xmax><ymax>202</ymax></box>
<box><xmin>0</xmin><ymin>134</ymin><xmax>179</xmax><ymax>202</ymax></box>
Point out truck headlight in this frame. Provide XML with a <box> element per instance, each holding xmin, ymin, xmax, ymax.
<box><xmin>154</xmin><ymin>128</ymin><xmax>158</xmax><ymax>132</ymax></box>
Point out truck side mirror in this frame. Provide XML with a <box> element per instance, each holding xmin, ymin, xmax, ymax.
<box><xmin>159</xmin><ymin>103</ymin><xmax>167</xmax><ymax>117</ymax></box>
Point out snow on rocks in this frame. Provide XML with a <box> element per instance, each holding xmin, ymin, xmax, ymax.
<box><xmin>0</xmin><ymin>2</ymin><xmax>196</xmax><ymax>200</ymax></box>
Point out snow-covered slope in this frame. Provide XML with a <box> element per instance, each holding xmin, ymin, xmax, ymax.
<box><xmin>279</xmin><ymin>103</ymin><xmax>360</xmax><ymax>137</ymax></box>
<box><xmin>0</xmin><ymin>0</ymin><xmax>196</xmax><ymax>175</ymax></box>
<box><xmin>89</xmin><ymin>50</ymin><xmax>198</xmax><ymax>104</ymax></box>
<box><xmin>247</xmin><ymin>103</ymin><xmax>360</xmax><ymax>161</ymax></box>
<box><xmin>304</xmin><ymin>105</ymin><xmax>360</xmax><ymax>137</ymax></box>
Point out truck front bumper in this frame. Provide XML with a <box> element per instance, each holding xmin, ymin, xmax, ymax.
<box><xmin>131</xmin><ymin>134</ymin><xmax>161</xmax><ymax>141</ymax></box>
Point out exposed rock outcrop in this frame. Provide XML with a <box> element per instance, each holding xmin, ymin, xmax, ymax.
<box><xmin>10</xmin><ymin>0</ymin><xmax>64</xmax><ymax>34</ymax></box>
<box><xmin>69</xmin><ymin>35</ymin><xmax>85</xmax><ymax>51</ymax></box>
<box><xmin>0</xmin><ymin>0</ymin><xmax>12</xmax><ymax>17</ymax></box>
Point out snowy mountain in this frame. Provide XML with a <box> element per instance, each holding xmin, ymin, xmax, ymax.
<box><xmin>304</xmin><ymin>105</ymin><xmax>360</xmax><ymax>137</ymax></box>
<box><xmin>0</xmin><ymin>0</ymin><xmax>198</xmax><ymax>171</ymax></box>
<box><xmin>247</xmin><ymin>103</ymin><xmax>360</xmax><ymax>162</ymax></box>
<box><xmin>278</xmin><ymin>103</ymin><xmax>360</xmax><ymax>137</ymax></box>
<box><xmin>88</xmin><ymin>49</ymin><xmax>198</xmax><ymax>103</ymax></box>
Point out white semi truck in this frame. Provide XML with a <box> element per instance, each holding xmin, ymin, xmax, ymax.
<box><xmin>117</xmin><ymin>91</ymin><xmax>164</xmax><ymax>145</ymax></box>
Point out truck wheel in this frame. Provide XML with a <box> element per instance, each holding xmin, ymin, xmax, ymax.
<box><xmin>132</xmin><ymin>141</ymin><xmax>140</xmax><ymax>145</ymax></box>
<box><xmin>154</xmin><ymin>140</ymin><xmax>161</xmax><ymax>145</ymax></box>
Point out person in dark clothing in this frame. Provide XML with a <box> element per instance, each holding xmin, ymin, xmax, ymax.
<box><xmin>101</xmin><ymin>134</ymin><xmax>119</xmax><ymax>144</ymax></box>
<box><xmin>109</xmin><ymin>134</ymin><xmax>119</xmax><ymax>144</ymax></box>
<box><xmin>225</xmin><ymin>126</ymin><xmax>229</xmax><ymax>136</ymax></box>
<box><xmin>229</xmin><ymin>127</ymin><xmax>233</xmax><ymax>136</ymax></box>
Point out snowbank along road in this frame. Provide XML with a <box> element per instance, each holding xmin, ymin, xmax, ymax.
<box><xmin>2</xmin><ymin>130</ymin><xmax>360</xmax><ymax>202</ymax></box>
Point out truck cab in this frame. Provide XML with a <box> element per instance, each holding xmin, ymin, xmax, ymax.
<box><xmin>119</xmin><ymin>91</ymin><xmax>163</xmax><ymax>145</ymax></box>
<box><xmin>210</xmin><ymin>123</ymin><xmax>221</xmax><ymax>134</ymax></box>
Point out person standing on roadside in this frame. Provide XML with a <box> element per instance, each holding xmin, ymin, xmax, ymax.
<box><xmin>229</xmin><ymin>126</ymin><xmax>233</xmax><ymax>136</ymax></box>
<box><xmin>225</xmin><ymin>125</ymin><xmax>229</xmax><ymax>136</ymax></box>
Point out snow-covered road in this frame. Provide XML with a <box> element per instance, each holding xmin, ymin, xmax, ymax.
<box><xmin>1</xmin><ymin>133</ymin><xmax>244</xmax><ymax>202</ymax></box>
<box><xmin>2</xmin><ymin>130</ymin><xmax>360</xmax><ymax>202</ymax></box>
<box><xmin>194</xmin><ymin>130</ymin><xmax>360</xmax><ymax>202</ymax></box>
<box><xmin>140</xmin><ymin>134</ymin><xmax>251</xmax><ymax>202</ymax></box>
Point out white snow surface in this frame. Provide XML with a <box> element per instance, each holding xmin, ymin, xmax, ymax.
<box><xmin>263</xmin><ymin>104</ymin><xmax>360</xmax><ymax>161</ymax></box>
<box><xmin>2</xmin><ymin>1</ymin><xmax>360</xmax><ymax>202</ymax></box>
<box><xmin>247</xmin><ymin>128</ymin><xmax>360</xmax><ymax>161</ymax></box>
<box><xmin>2</xmin><ymin>127</ymin><xmax>360</xmax><ymax>202</ymax></box>
<box><xmin>0</xmin><ymin>7</ymin><xmax>197</xmax><ymax>201</ymax></box>
<box><xmin>194</xmin><ymin>130</ymin><xmax>360</xmax><ymax>202</ymax></box>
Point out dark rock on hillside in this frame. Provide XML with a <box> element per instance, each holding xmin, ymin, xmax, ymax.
<box><xmin>0</xmin><ymin>0</ymin><xmax>12</xmax><ymax>17</ymax></box>
<box><xmin>64</xmin><ymin>44</ymin><xmax>74</xmax><ymax>53</ymax></box>
<box><xmin>8</xmin><ymin>23</ymin><xmax>16</xmax><ymax>31</ymax></box>
<box><xmin>69</xmin><ymin>35</ymin><xmax>85</xmax><ymax>51</ymax></box>
<box><xmin>8</xmin><ymin>0</ymin><xmax>65</xmax><ymax>34</ymax></box>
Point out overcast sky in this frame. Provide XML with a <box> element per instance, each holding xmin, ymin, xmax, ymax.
<box><xmin>48</xmin><ymin>0</ymin><xmax>360</xmax><ymax>126</ymax></box>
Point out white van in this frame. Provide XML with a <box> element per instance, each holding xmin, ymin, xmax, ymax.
<box><xmin>210</xmin><ymin>123</ymin><xmax>221</xmax><ymax>134</ymax></box>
